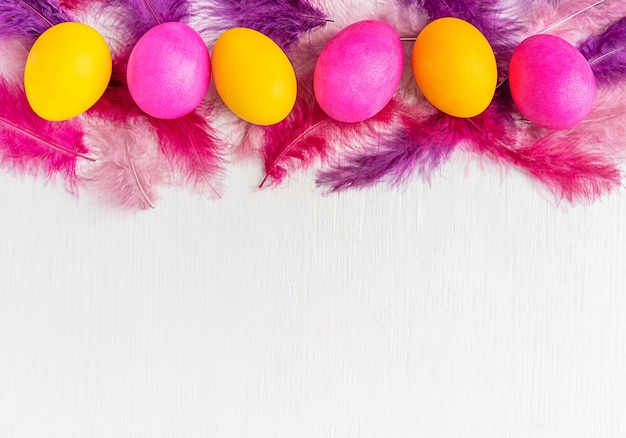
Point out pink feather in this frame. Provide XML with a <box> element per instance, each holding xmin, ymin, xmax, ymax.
<box><xmin>81</xmin><ymin>117</ymin><xmax>168</xmax><ymax>210</ymax></box>
<box><xmin>0</xmin><ymin>79</ymin><xmax>91</xmax><ymax>194</ymax></box>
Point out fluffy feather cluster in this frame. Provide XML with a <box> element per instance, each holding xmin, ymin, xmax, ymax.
<box><xmin>0</xmin><ymin>0</ymin><xmax>626</xmax><ymax>210</ymax></box>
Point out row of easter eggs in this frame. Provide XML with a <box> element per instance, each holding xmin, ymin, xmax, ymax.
<box><xmin>24</xmin><ymin>18</ymin><xmax>597</xmax><ymax>131</ymax></box>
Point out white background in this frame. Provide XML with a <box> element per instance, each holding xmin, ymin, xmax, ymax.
<box><xmin>1</xmin><ymin>151</ymin><xmax>625</xmax><ymax>437</ymax></box>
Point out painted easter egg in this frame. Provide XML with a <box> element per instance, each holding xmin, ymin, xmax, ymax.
<box><xmin>24</xmin><ymin>22</ymin><xmax>112</xmax><ymax>121</ymax></box>
<box><xmin>314</xmin><ymin>20</ymin><xmax>404</xmax><ymax>123</ymax></box>
<box><xmin>412</xmin><ymin>17</ymin><xmax>497</xmax><ymax>118</ymax></box>
<box><xmin>211</xmin><ymin>28</ymin><xmax>297</xmax><ymax>125</ymax></box>
<box><xmin>127</xmin><ymin>22</ymin><xmax>210</xmax><ymax>120</ymax></box>
<box><xmin>509</xmin><ymin>34</ymin><xmax>596</xmax><ymax>130</ymax></box>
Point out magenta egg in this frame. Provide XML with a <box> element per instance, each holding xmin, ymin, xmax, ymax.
<box><xmin>314</xmin><ymin>20</ymin><xmax>403</xmax><ymax>123</ymax></box>
<box><xmin>127</xmin><ymin>22</ymin><xmax>210</xmax><ymax>120</ymax></box>
<box><xmin>509</xmin><ymin>34</ymin><xmax>596</xmax><ymax>130</ymax></box>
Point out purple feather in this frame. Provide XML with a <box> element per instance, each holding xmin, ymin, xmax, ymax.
<box><xmin>103</xmin><ymin>0</ymin><xmax>191</xmax><ymax>41</ymax></box>
<box><xmin>0</xmin><ymin>80</ymin><xmax>91</xmax><ymax>194</ymax></box>
<box><xmin>316</xmin><ymin>106</ymin><xmax>455</xmax><ymax>190</ymax></box>
<box><xmin>579</xmin><ymin>16</ymin><xmax>626</xmax><ymax>87</ymax></box>
<box><xmin>407</xmin><ymin>0</ymin><xmax>524</xmax><ymax>69</ymax></box>
<box><xmin>199</xmin><ymin>0</ymin><xmax>328</xmax><ymax>50</ymax></box>
<box><xmin>320</xmin><ymin>0</ymin><xmax>522</xmax><ymax>194</ymax></box>
<box><xmin>0</xmin><ymin>0</ymin><xmax>72</xmax><ymax>39</ymax></box>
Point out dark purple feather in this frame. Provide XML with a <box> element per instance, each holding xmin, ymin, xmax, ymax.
<box><xmin>0</xmin><ymin>0</ymin><xmax>72</xmax><ymax>39</ymax></box>
<box><xmin>199</xmin><ymin>0</ymin><xmax>328</xmax><ymax>50</ymax></box>
<box><xmin>405</xmin><ymin>0</ymin><xmax>524</xmax><ymax>71</ymax></box>
<box><xmin>316</xmin><ymin>106</ymin><xmax>455</xmax><ymax>190</ymax></box>
<box><xmin>103</xmin><ymin>0</ymin><xmax>191</xmax><ymax>41</ymax></box>
<box><xmin>0</xmin><ymin>80</ymin><xmax>91</xmax><ymax>194</ymax></box>
<box><xmin>579</xmin><ymin>16</ymin><xmax>626</xmax><ymax>87</ymax></box>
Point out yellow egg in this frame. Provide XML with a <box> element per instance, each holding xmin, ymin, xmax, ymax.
<box><xmin>24</xmin><ymin>22</ymin><xmax>112</xmax><ymax>121</ymax></box>
<box><xmin>211</xmin><ymin>28</ymin><xmax>297</xmax><ymax>125</ymax></box>
<box><xmin>412</xmin><ymin>17</ymin><xmax>497</xmax><ymax>118</ymax></box>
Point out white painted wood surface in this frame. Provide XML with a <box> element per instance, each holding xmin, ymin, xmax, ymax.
<box><xmin>1</xmin><ymin>154</ymin><xmax>625</xmax><ymax>437</ymax></box>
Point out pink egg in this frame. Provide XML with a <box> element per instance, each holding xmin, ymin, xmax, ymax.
<box><xmin>314</xmin><ymin>20</ymin><xmax>403</xmax><ymax>123</ymax></box>
<box><xmin>509</xmin><ymin>34</ymin><xmax>596</xmax><ymax>130</ymax></box>
<box><xmin>127</xmin><ymin>22</ymin><xmax>210</xmax><ymax>119</ymax></box>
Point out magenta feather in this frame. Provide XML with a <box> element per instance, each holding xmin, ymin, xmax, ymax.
<box><xmin>256</xmin><ymin>73</ymin><xmax>400</xmax><ymax>187</ymax></box>
<box><xmin>58</xmin><ymin>0</ymin><xmax>88</xmax><ymax>11</ymax></box>
<box><xmin>0</xmin><ymin>80</ymin><xmax>91</xmax><ymax>193</ymax></box>
<box><xmin>0</xmin><ymin>0</ymin><xmax>72</xmax><ymax>39</ymax></box>
<box><xmin>0</xmin><ymin>37</ymin><xmax>29</xmax><ymax>81</ymax></box>
<box><xmin>462</xmin><ymin>103</ymin><xmax>622</xmax><ymax>202</ymax></box>
<box><xmin>199</xmin><ymin>0</ymin><xmax>328</xmax><ymax>50</ymax></box>
<box><xmin>81</xmin><ymin>118</ymin><xmax>167</xmax><ymax>210</ymax></box>
<box><xmin>150</xmin><ymin>108</ymin><xmax>224</xmax><ymax>196</ymax></box>
<box><xmin>256</xmin><ymin>78</ymin><xmax>333</xmax><ymax>187</ymax></box>
<box><xmin>579</xmin><ymin>16</ymin><xmax>626</xmax><ymax>87</ymax></box>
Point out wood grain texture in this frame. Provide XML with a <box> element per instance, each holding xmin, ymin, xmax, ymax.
<box><xmin>0</xmin><ymin>155</ymin><xmax>625</xmax><ymax>437</ymax></box>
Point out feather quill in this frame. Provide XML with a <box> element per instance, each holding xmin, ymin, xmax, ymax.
<box><xmin>0</xmin><ymin>79</ymin><xmax>91</xmax><ymax>193</ymax></box>
<box><xmin>0</xmin><ymin>0</ymin><xmax>72</xmax><ymax>39</ymax></box>
<box><xmin>81</xmin><ymin>117</ymin><xmax>167</xmax><ymax>210</ymax></box>
<box><xmin>199</xmin><ymin>0</ymin><xmax>328</xmax><ymax>50</ymax></box>
<box><xmin>578</xmin><ymin>16</ymin><xmax>626</xmax><ymax>87</ymax></box>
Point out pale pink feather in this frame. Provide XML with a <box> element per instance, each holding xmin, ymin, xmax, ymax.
<box><xmin>80</xmin><ymin>117</ymin><xmax>168</xmax><ymax>211</ymax></box>
<box><xmin>0</xmin><ymin>37</ymin><xmax>29</xmax><ymax>82</ymax></box>
<box><xmin>523</xmin><ymin>0</ymin><xmax>626</xmax><ymax>43</ymax></box>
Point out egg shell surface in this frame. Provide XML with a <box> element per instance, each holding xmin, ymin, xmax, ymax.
<box><xmin>314</xmin><ymin>20</ymin><xmax>404</xmax><ymax>123</ymax></box>
<box><xmin>211</xmin><ymin>28</ymin><xmax>297</xmax><ymax>125</ymax></box>
<box><xmin>127</xmin><ymin>22</ymin><xmax>210</xmax><ymax>120</ymax></box>
<box><xmin>412</xmin><ymin>17</ymin><xmax>497</xmax><ymax>118</ymax></box>
<box><xmin>509</xmin><ymin>34</ymin><xmax>596</xmax><ymax>130</ymax></box>
<box><xmin>24</xmin><ymin>22</ymin><xmax>112</xmax><ymax>121</ymax></box>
